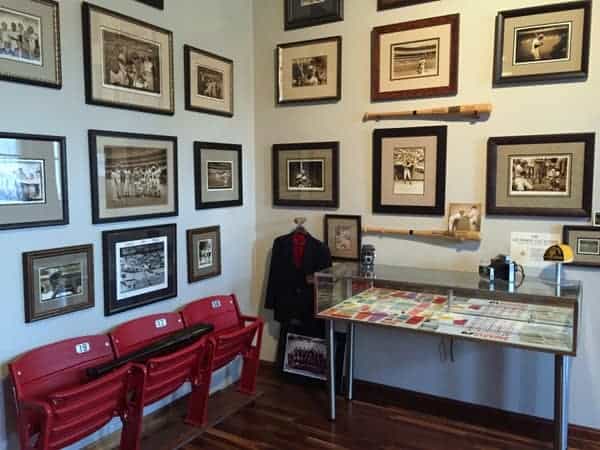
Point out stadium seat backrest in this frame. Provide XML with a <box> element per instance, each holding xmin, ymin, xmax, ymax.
<box><xmin>181</xmin><ymin>295</ymin><xmax>242</xmax><ymax>335</ymax></box>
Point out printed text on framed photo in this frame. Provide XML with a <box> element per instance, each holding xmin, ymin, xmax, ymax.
<box><xmin>284</xmin><ymin>0</ymin><xmax>343</xmax><ymax>30</ymax></box>
<box><xmin>194</xmin><ymin>142</ymin><xmax>243</xmax><ymax>209</ymax></box>
<box><xmin>187</xmin><ymin>226</ymin><xmax>221</xmax><ymax>283</ymax></box>
<box><xmin>563</xmin><ymin>226</ymin><xmax>600</xmax><ymax>268</ymax></box>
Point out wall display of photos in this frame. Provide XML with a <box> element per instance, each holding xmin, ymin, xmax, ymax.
<box><xmin>324</xmin><ymin>214</ymin><xmax>361</xmax><ymax>261</ymax></box>
<box><xmin>284</xmin><ymin>0</ymin><xmax>343</xmax><ymax>31</ymax></box>
<box><xmin>378</xmin><ymin>0</ymin><xmax>439</xmax><ymax>11</ymax></box>
<box><xmin>563</xmin><ymin>226</ymin><xmax>600</xmax><ymax>268</ymax></box>
<box><xmin>187</xmin><ymin>226</ymin><xmax>221</xmax><ymax>283</ymax></box>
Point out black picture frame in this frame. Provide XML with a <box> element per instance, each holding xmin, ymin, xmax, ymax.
<box><xmin>187</xmin><ymin>225</ymin><xmax>222</xmax><ymax>283</ymax></box>
<box><xmin>273</xmin><ymin>141</ymin><xmax>340</xmax><ymax>208</ymax></box>
<box><xmin>493</xmin><ymin>1</ymin><xmax>592</xmax><ymax>86</ymax></box>
<box><xmin>563</xmin><ymin>226</ymin><xmax>600</xmax><ymax>268</ymax></box>
<box><xmin>486</xmin><ymin>133</ymin><xmax>595</xmax><ymax>218</ymax></box>
<box><xmin>135</xmin><ymin>0</ymin><xmax>164</xmax><ymax>9</ymax></box>
<box><xmin>373</xmin><ymin>127</ymin><xmax>447</xmax><ymax>216</ymax></box>
<box><xmin>324</xmin><ymin>214</ymin><xmax>362</xmax><ymax>261</ymax></box>
<box><xmin>88</xmin><ymin>130</ymin><xmax>179</xmax><ymax>224</ymax></box>
<box><xmin>103</xmin><ymin>224</ymin><xmax>177</xmax><ymax>316</ymax></box>
<box><xmin>284</xmin><ymin>0</ymin><xmax>344</xmax><ymax>30</ymax></box>
<box><xmin>0</xmin><ymin>132</ymin><xmax>69</xmax><ymax>231</ymax></box>
<box><xmin>194</xmin><ymin>142</ymin><xmax>243</xmax><ymax>210</ymax></box>
<box><xmin>377</xmin><ymin>0</ymin><xmax>439</xmax><ymax>11</ymax></box>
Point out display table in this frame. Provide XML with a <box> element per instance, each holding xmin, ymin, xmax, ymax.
<box><xmin>315</xmin><ymin>263</ymin><xmax>581</xmax><ymax>450</ymax></box>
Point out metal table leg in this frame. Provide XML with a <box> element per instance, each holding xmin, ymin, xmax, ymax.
<box><xmin>327</xmin><ymin>319</ymin><xmax>336</xmax><ymax>421</ymax></box>
<box><xmin>346</xmin><ymin>322</ymin><xmax>355</xmax><ymax>401</ymax></box>
<box><xmin>554</xmin><ymin>355</ymin><xmax>571</xmax><ymax>450</ymax></box>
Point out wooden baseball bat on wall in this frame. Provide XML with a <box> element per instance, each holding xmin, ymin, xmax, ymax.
<box><xmin>362</xmin><ymin>225</ymin><xmax>481</xmax><ymax>242</ymax></box>
<box><xmin>363</xmin><ymin>103</ymin><xmax>493</xmax><ymax>122</ymax></box>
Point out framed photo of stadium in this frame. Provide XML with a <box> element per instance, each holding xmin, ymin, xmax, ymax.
<box><xmin>103</xmin><ymin>224</ymin><xmax>177</xmax><ymax>316</ymax></box>
<box><xmin>23</xmin><ymin>245</ymin><xmax>94</xmax><ymax>323</ymax></box>
<box><xmin>487</xmin><ymin>133</ymin><xmax>595</xmax><ymax>217</ymax></box>
<box><xmin>377</xmin><ymin>0</ymin><xmax>439</xmax><ymax>11</ymax></box>
<box><xmin>371</xmin><ymin>14</ymin><xmax>459</xmax><ymax>101</ymax></box>
<box><xmin>493</xmin><ymin>1</ymin><xmax>591</xmax><ymax>86</ymax></box>
<box><xmin>82</xmin><ymin>2</ymin><xmax>175</xmax><ymax>115</ymax></box>
<box><xmin>324</xmin><ymin>214</ymin><xmax>361</xmax><ymax>261</ymax></box>
<box><xmin>194</xmin><ymin>142</ymin><xmax>243</xmax><ymax>209</ymax></box>
<box><xmin>284</xmin><ymin>0</ymin><xmax>343</xmax><ymax>30</ymax></box>
<box><xmin>89</xmin><ymin>130</ymin><xmax>178</xmax><ymax>224</ymax></box>
<box><xmin>187</xmin><ymin>225</ymin><xmax>221</xmax><ymax>283</ymax></box>
<box><xmin>563</xmin><ymin>226</ymin><xmax>600</xmax><ymax>268</ymax></box>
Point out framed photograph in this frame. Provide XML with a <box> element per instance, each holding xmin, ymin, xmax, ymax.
<box><xmin>82</xmin><ymin>2</ymin><xmax>174</xmax><ymax>115</ymax></box>
<box><xmin>23</xmin><ymin>245</ymin><xmax>94</xmax><ymax>323</ymax></box>
<box><xmin>324</xmin><ymin>214</ymin><xmax>361</xmax><ymax>261</ymax></box>
<box><xmin>0</xmin><ymin>132</ymin><xmax>68</xmax><ymax>230</ymax></box>
<box><xmin>194</xmin><ymin>142</ymin><xmax>243</xmax><ymax>210</ymax></box>
<box><xmin>378</xmin><ymin>0</ymin><xmax>439</xmax><ymax>11</ymax></box>
<box><xmin>563</xmin><ymin>226</ymin><xmax>600</xmax><ymax>268</ymax></box>
<box><xmin>89</xmin><ymin>130</ymin><xmax>178</xmax><ymax>224</ymax></box>
<box><xmin>594</xmin><ymin>212</ymin><xmax>600</xmax><ymax>227</ymax></box>
<box><xmin>487</xmin><ymin>133</ymin><xmax>595</xmax><ymax>217</ymax></box>
<box><xmin>273</xmin><ymin>141</ymin><xmax>339</xmax><ymax>208</ymax></box>
<box><xmin>371</xmin><ymin>14</ymin><xmax>459</xmax><ymax>101</ymax></box>
<box><xmin>184</xmin><ymin>45</ymin><xmax>233</xmax><ymax>117</ymax></box>
<box><xmin>448</xmin><ymin>203</ymin><xmax>481</xmax><ymax>233</ymax></box>
<box><xmin>284</xmin><ymin>0</ymin><xmax>343</xmax><ymax>30</ymax></box>
<box><xmin>187</xmin><ymin>226</ymin><xmax>221</xmax><ymax>283</ymax></box>
<box><xmin>134</xmin><ymin>0</ymin><xmax>164</xmax><ymax>10</ymax></box>
<box><xmin>493</xmin><ymin>1</ymin><xmax>591</xmax><ymax>86</ymax></box>
<box><xmin>103</xmin><ymin>224</ymin><xmax>177</xmax><ymax>316</ymax></box>
<box><xmin>0</xmin><ymin>0</ymin><xmax>61</xmax><ymax>89</ymax></box>
<box><xmin>373</xmin><ymin>127</ymin><xmax>446</xmax><ymax>215</ymax></box>
<box><xmin>277</xmin><ymin>36</ymin><xmax>342</xmax><ymax>105</ymax></box>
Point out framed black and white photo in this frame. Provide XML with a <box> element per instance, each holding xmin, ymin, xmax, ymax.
<box><xmin>487</xmin><ymin>133</ymin><xmax>595</xmax><ymax>217</ymax></box>
<box><xmin>187</xmin><ymin>226</ymin><xmax>221</xmax><ymax>283</ymax></box>
<box><xmin>194</xmin><ymin>142</ymin><xmax>243</xmax><ymax>209</ymax></box>
<box><xmin>82</xmin><ymin>2</ymin><xmax>174</xmax><ymax>115</ymax></box>
<box><xmin>103</xmin><ymin>224</ymin><xmax>177</xmax><ymax>316</ymax></box>
<box><xmin>134</xmin><ymin>0</ymin><xmax>164</xmax><ymax>10</ymax></box>
<box><xmin>277</xmin><ymin>36</ymin><xmax>342</xmax><ymax>105</ymax></box>
<box><xmin>493</xmin><ymin>1</ymin><xmax>591</xmax><ymax>86</ymax></box>
<box><xmin>23</xmin><ymin>245</ymin><xmax>94</xmax><ymax>323</ymax></box>
<box><xmin>0</xmin><ymin>132</ymin><xmax>68</xmax><ymax>230</ymax></box>
<box><xmin>184</xmin><ymin>45</ymin><xmax>233</xmax><ymax>117</ymax></box>
<box><xmin>89</xmin><ymin>130</ymin><xmax>178</xmax><ymax>224</ymax></box>
<box><xmin>324</xmin><ymin>214</ymin><xmax>361</xmax><ymax>261</ymax></box>
<box><xmin>0</xmin><ymin>0</ymin><xmax>62</xmax><ymax>89</ymax></box>
<box><xmin>273</xmin><ymin>141</ymin><xmax>339</xmax><ymax>208</ymax></box>
<box><xmin>378</xmin><ymin>0</ymin><xmax>439</xmax><ymax>11</ymax></box>
<box><xmin>284</xmin><ymin>0</ymin><xmax>343</xmax><ymax>30</ymax></box>
<box><xmin>563</xmin><ymin>226</ymin><xmax>600</xmax><ymax>268</ymax></box>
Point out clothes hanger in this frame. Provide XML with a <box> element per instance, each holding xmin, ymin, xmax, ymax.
<box><xmin>293</xmin><ymin>217</ymin><xmax>308</xmax><ymax>235</ymax></box>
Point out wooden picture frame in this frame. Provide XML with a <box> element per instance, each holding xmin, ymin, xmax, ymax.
<box><xmin>324</xmin><ymin>214</ymin><xmax>362</xmax><ymax>261</ymax></box>
<box><xmin>378</xmin><ymin>0</ymin><xmax>439</xmax><ymax>11</ymax></box>
<box><xmin>563</xmin><ymin>226</ymin><xmax>600</xmax><ymax>268</ymax></box>
<box><xmin>284</xmin><ymin>0</ymin><xmax>343</xmax><ymax>30</ymax></box>
<box><xmin>187</xmin><ymin>226</ymin><xmax>222</xmax><ymax>283</ymax></box>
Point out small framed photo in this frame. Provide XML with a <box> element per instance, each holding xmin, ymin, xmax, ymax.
<box><xmin>277</xmin><ymin>36</ymin><xmax>342</xmax><ymax>105</ymax></box>
<box><xmin>89</xmin><ymin>130</ymin><xmax>178</xmax><ymax>224</ymax></box>
<box><xmin>594</xmin><ymin>212</ymin><xmax>600</xmax><ymax>227</ymax></box>
<box><xmin>134</xmin><ymin>0</ymin><xmax>164</xmax><ymax>9</ymax></box>
<box><xmin>23</xmin><ymin>245</ymin><xmax>94</xmax><ymax>323</ymax></box>
<box><xmin>448</xmin><ymin>203</ymin><xmax>482</xmax><ymax>234</ymax></box>
<box><xmin>378</xmin><ymin>0</ymin><xmax>439</xmax><ymax>11</ymax></box>
<box><xmin>103</xmin><ymin>224</ymin><xmax>177</xmax><ymax>316</ymax></box>
<box><xmin>487</xmin><ymin>133</ymin><xmax>595</xmax><ymax>217</ymax></box>
<box><xmin>184</xmin><ymin>45</ymin><xmax>233</xmax><ymax>117</ymax></box>
<box><xmin>273</xmin><ymin>141</ymin><xmax>339</xmax><ymax>208</ymax></box>
<box><xmin>194</xmin><ymin>142</ymin><xmax>243</xmax><ymax>210</ymax></box>
<box><xmin>284</xmin><ymin>0</ymin><xmax>343</xmax><ymax>30</ymax></box>
<box><xmin>0</xmin><ymin>132</ymin><xmax>68</xmax><ymax>230</ymax></box>
<box><xmin>371</xmin><ymin>14</ymin><xmax>459</xmax><ymax>101</ymax></box>
<box><xmin>187</xmin><ymin>226</ymin><xmax>221</xmax><ymax>283</ymax></box>
<box><xmin>324</xmin><ymin>214</ymin><xmax>361</xmax><ymax>261</ymax></box>
<box><xmin>373</xmin><ymin>126</ymin><xmax>447</xmax><ymax>216</ymax></box>
<box><xmin>493</xmin><ymin>1</ymin><xmax>591</xmax><ymax>86</ymax></box>
<box><xmin>0</xmin><ymin>0</ymin><xmax>62</xmax><ymax>89</ymax></box>
<box><xmin>82</xmin><ymin>2</ymin><xmax>175</xmax><ymax>115</ymax></box>
<box><xmin>563</xmin><ymin>226</ymin><xmax>600</xmax><ymax>268</ymax></box>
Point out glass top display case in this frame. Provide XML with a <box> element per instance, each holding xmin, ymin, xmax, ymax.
<box><xmin>315</xmin><ymin>263</ymin><xmax>581</xmax><ymax>355</ymax></box>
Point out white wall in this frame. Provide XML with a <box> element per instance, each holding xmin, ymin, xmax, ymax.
<box><xmin>0</xmin><ymin>0</ymin><xmax>255</xmax><ymax>449</ymax></box>
<box><xmin>253</xmin><ymin>0</ymin><xmax>600</xmax><ymax>430</ymax></box>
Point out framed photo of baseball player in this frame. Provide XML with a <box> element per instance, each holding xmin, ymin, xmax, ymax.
<box><xmin>377</xmin><ymin>0</ymin><xmax>439</xmax><ymax>11</ymax></box>
<box><xmin>324</xmin><ymin>214</ymin><xmax>361</xmax><ymax>261</ymax></box>
<box><xmin>284</xmin><ymin>0</ymin><xmax>343</xmax><ymax>30</ymax></box>
<box><xmin>487</xmin><ymin>133</ymin><xmax>595</xmax><ymax>217</ymax></box>
<box><xmin>187</xmin><ymin>226</ymin><xmax>221</xmax><ymax>283</ymax></box>
<box><xmin>563</xmin><ymin>226</ymin><xmax>600</xmax><ymax>268</ymax></box>
<box><xmin>493</xmin><ymin>1</ymin><xmax>591</xmax><ymax>86</ymax></box>
<box><xmin>89</xmin><ymin>130</ymin><xmax>178</xmax><ymax>224</ymax></box>
<box><xmin>23</xmin><ymin>244</ymin><xmax>94</xmax><ymax>323</ymax></box>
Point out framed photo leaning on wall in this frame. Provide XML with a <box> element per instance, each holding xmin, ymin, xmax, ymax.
<box><xmin>373</xmin><ymin>127</ymin><xmax>447</xmax><ymax>216</ymax></box>
<box><xmin>371</xmin><ymin>14</ymin><xmax>459</xmax><ymax>101</ymax></box>
<box><xmin>187</xmin><ymin>226</ymin><xmax>221</xmax><ymax>283</ymax></box>
<box><xmin>486</xmin><ymin>133</ymin><xmax>595</xmax><ymax>218</ymax></box>
<box><xmin>377</xmin><ymin>0</ymin><xmax>439</xmax><ymax>11</ymax></box>
<box><xmin>284</xmin><ymin>0</ymin><xmax>343</xmax><ymax>30</ymax></box>
<box><xmin>0</xmin><ymin>0</ymin><xmax>62</xmax><ymax>88</ymax></box>
<box><xmin>563</xmin><ymin>226</ymin><xmax>600</xmax><ymax>268</ymax></box>
<box><xmin>324</xmin><ymin>214</ymin><xmax>361</xmax><ymax>261</ymax></box>
<box><xmin>82</xmin><ymin>2</ymin><xmax>175</xmax><ymax>115</ymax></box>
<box><xmin>493</xmin><ymin>1</ymin><xmax>591</xmax><ymax>86</ymax></box>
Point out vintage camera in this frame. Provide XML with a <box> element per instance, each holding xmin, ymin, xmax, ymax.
<box><xmin>360</xmin><ymin>244</ymin><xmax>376</xmax><ymax>268</ymax></box>
<box><xmin>479</xmin><ymin>255</ymin><xmax>518</xmax><ymax>283</ymax></box>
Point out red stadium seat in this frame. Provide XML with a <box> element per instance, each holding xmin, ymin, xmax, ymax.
<box><xmin>109</xmin><ymin>312</ymin><xmax>214</xmax><ymax>427</ymax></box>
<box><xmin>9</xmin><ymin>335</ymin><xmax>146</xmax><ymax>450</ymax></box>
<box><xmin>181</xmin><ymin>295</ymin><xmax>263</xmax><ymax>395</ymax></box>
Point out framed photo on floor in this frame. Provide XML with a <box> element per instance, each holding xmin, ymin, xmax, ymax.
<box><xmin>134</xmin><ymin>0</ymin><xmax>164</xmax><ymax>10</ymax></box>
<box><xmin>184</xmin><ymin>45</ymin><xmax>233</xmax><ymax>117</ymax></box>
<box><xmin>284</xmin><ymin>0</ymin><xmax>343</xmax><ymax>30</ymax></box>
<box><xmin>103</xmin><ymin>224</ymin><xmax>177</xmax><ymax>316</ymax></box>
<box><xmin>373</xmin><ymin>127</ymin><xmax>447</xmax><ymax>216</ymax></box>
<box><xmin>23</xmin><ymin>244</ymin><xmax>94</xmax><ymax>323</ymax></box>
<box><xmin>371</xmin><ymin>14</ymin><xmax>459</xmax><ymax>101</ymax></box>
<box><xmin>187</xmin><ymin>226</ymin><xmax>221</xmax><ymax>283</ymax></box>
<box><xmin>493</xmin><ymin>1</ymin><xmax>591</xmax><ymax>86</ymax></box>
<box><xmin>273</xmin><ymin>141</ymin><xmax>339</xmax><ymax>208</ymax></box>
<box><xmin>277</xmin><ymin>36</ymin><xmax>342</xmax><ymax>105</ymax></box>
<box><xmin>82</xmin><ymin>2</ymin><xmax>175</xmax><ymax>115</ymax></box>
<box><xmin>378</xmin><ymin>0</ymin><xmax>439</xmax><ymax>11</ymax></box>
<box><xmin>324</xmin><ymin>214</ymin><xmax>361</xmax><ymax>261</ymax></box>
<box><xmin>563</xmin><ymin>226</ymin><xmax>600</xmax><ymax>268</ymax></box>
<box><xmin>194</xmin><ymin>142</ymin><xmax>243</xmax><ymax>209</ymax></box>
<box><xmin>0</xmin><ymin>132</ymin><xmax>68</xmax><ymax>230</ymax></box>
<box><xmin>487</xmin><ymin>133</ymin><xmax>595</xmax><ymax>217</ymax></box>
<box><xmin>89</xmin><ymin>130</ymin><xmax>178</xmax><ymax>224</ymax></box>
<box><xmin>0</xmin><ymin>0</ymin><xmax>62</xmax><ymax>89</ymax></box>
